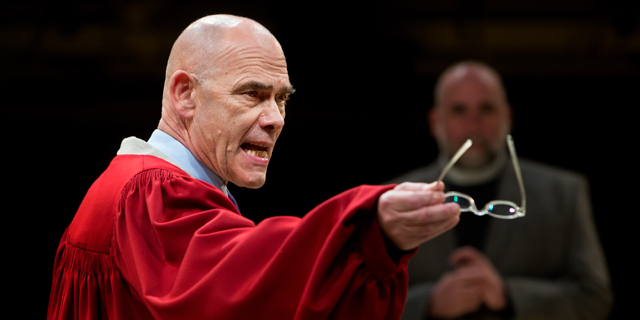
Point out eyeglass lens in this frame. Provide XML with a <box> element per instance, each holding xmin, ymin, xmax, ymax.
<box><xmin>445</xmin><ymin>195</ymin><xmax>518</xmax><ymax>217</ymax></box>
<box><xmin>444</xmin><ymin>195</ymin><xmax>471</xmax><ymax>209</ymax></box>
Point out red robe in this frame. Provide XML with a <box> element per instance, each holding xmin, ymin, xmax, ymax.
<box><xmin>47</xmin><ymin>154</ymin><xmax>412</xmax><ymax>319</ymax></box>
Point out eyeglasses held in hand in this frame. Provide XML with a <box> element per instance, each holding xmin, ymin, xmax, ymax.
<box><xmin>437</xmin><ymin>135</ymin><xmax>526</xmax><ymax>219</ymax></box>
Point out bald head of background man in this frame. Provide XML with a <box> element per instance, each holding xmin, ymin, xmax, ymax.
<box><xmin>158</xmin><ymin>14</ymin><xmax>295</xmax><ymax>189</ymax></box>
<box><xmin>429</xmin><ymin>61</ymin><xmax>512</xmax><ymax>171</ymax></box>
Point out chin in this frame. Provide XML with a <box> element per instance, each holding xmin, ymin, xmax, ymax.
<box><xmin>458</xmin><ymin>151</ymin><xmax>496</xmax><ymax>168</ymax></box>
<box><xmin>232</xmin><ymin>174</ymin><xmax>267</xmax><ymax>189</ymax></box>
<box><xmin>245</xmin><ymin>180</ymin><xmax>266</xmax><ymax>189</ymax></box>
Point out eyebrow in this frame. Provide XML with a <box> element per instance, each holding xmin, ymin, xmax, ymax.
<box><xmin>234</xmin><ymin>81</ymin><xmax>296</xmax><ymax>95</ymax></box>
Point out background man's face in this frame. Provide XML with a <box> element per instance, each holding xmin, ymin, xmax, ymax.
<box><xmin>431</xmin><ymin>73</ymin><xmax>511</xmax><ymax>168</ymax></box>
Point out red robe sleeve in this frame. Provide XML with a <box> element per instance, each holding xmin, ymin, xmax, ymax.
<box><xmin>113</xmin><ymin>168</ymin><xmax>411</xmax><ymax>320</ymax></box>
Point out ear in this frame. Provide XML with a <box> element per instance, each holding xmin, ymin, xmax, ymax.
<box><xmin>169</xmin><ymin>70</ymin><xmax>197</xmax><ymax>119</ymax></box>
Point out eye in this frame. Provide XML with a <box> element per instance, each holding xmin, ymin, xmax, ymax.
<box><xmin>275</xmin><ymin>93</ymin><xmax>290</xmax><ymax>105</ymax></box>
<box><xmin>479</xmin><ymin>103</ymin><xmax>497</xmax><ymax>115</ymax></box>
<box><xmin>244</xmin><ymin>91</ymin><xmax>259</xmax><ymax>98</ymax></box>
<box><xmin>450</xmin><ymin>104</ymin><xmax>467</xmax><ymax>116</ymax></box>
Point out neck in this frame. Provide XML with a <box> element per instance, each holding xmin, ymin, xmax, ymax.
<box><xmin>438</xmin><ymin>150</ymin><xmax>507</xmax><ymax>186</ymax></box>
<box><xmin>157</xmin><ymin>120</ymin><xmax>228</xmax><ymax>187</ymax></box>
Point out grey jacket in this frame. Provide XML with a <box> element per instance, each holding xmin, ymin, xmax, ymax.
<box><xmin>387</xmin><ymin>159</ymin><xmax>613</xmax><ymax>320</ymax></box>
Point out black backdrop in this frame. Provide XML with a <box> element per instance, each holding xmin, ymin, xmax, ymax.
<box><xmin>4</xmin><ymin>1</ymin><xmax>636</xmax><ymax>318</ymax></box>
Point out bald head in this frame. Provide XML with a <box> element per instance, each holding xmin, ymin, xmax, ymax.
<box><xmin>158</xmin><ymin>14</ymin><xmax>291</xmax><ymax>189</ymax></box>
<box><xmin>164</xmin><ymin>14</ymin><xmax>280</xmax><ymax>90</ymax></box>
<box><xmin>434</xmin><ymin>61</ymin><xmax>507</xmax><ymax>109</ymax></box>
<box><xmin>429</xmin><ymin>61</ymin><xmax>512</xmax><ymax>168</ymax></box>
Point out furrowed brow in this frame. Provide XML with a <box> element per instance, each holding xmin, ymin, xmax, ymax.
<box><xmin>280</xmin><ymin>85</ymin><xmax>296</xmax><ymax>95</ymax></box>
<box><xmin>234</xmin><ymin>81</ymin><xmax>273</xmax><ymax>93</ymax></box>
<box><xmin>234</xmin><ymin>81</ymin><xmax>295</xmax><ymax>95</ymax></box>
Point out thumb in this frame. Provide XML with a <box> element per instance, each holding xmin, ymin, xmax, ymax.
<box><xmin>394</xmin><ymin>181</ymin><xmax>444</xmax><ymax>192</ymax></box>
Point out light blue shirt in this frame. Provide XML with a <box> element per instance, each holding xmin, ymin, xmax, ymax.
<box><xmin>147</xmin><ymin>129</ymin><xmax>229</xmax><ymax>196</ymax></box>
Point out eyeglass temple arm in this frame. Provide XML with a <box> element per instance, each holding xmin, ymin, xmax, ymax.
<box><xmin>437</xmin><ymin>139</ymin><xmax>473</xmax><ymax>182</ymax></box>
<box><xmin>507</xmin><ymin>135</ymin><xmax>526</xmax><ymax>213</ymax></box>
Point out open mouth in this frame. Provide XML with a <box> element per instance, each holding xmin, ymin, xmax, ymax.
<box><xmin>241</xmin><ymin>143</ymin><xmax>268</xmax><ymax>159</ymax></box>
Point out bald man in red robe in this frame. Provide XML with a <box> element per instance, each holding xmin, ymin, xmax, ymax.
<box><xmin>47</xmin><ymin>14</ymin><xmax>460</xmax><ymax>320</ymax></box>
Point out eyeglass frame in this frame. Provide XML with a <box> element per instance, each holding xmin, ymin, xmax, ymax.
<box><xmin>437</xmin><ymin>134</ymin><xmax>526</xmax><ymax>219</ymax></box>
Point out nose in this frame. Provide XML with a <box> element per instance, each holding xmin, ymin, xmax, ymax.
<box><xmin>463</xmin><ymin>111</ymin><xmax>482</xmax><ymax>133</ymax></box>
<box><xmin>259</xmin><ymin>99</ymin><xmax>285</xmax><ymax>132</ymax></box>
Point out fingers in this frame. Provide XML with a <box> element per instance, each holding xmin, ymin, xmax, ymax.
<box><xmin>378</xmin><ymin>201</ymin><xmax>460</xmax><ymax>251</ymax></box>
<box><xmin>452</xmin><ymin>265</ymin><xmax>490</xmax><ymax>284</ymax></box>
<box><xmin>393</xmin><ymin>181</ymin><xmax>445</xmax><ymax>192</ymax></box>
<box><xmin>430</xmin><ymin>272</ymin><xmax>483</xmax><ymax>318</ymax></box>
<box><xmin>449</xmin><ymin>245</ymin><xmax>487</xmax><ymax>267</ymax></box>
<box><xmin>377</xmin><ymin>182</ymin><xmax>460</xmax><ymax>251</ymax></box>
<box><xmin>404</xmin><ymin>202</ymin><xmax>460</xmax><ymax>226</ymax></box>
<box><xmin>391</xmin><ymin>204</ymin><xmax>459</xmax><ymax>243</ymax></box>
<box><xmin>378</xmin><ymin>188</ymin><xmax>446</xmax><ymax>213</ymax></box>
<box><xmin>449</xmin><ymin>257</ymin><xmax>508</xmax><ymax>311</ymax></box>
<box><xmin>450</xmin><ymin>250</ymin><xmax>496</xmax><ymax>284</ymax></box>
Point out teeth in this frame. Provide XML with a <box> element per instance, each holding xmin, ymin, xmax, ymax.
<box><xmin>244</xmin><ymin>149</ymin><xmax>268</xmax><ymax>158</ymax></box>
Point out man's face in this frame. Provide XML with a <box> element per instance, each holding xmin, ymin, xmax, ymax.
<box><xmin>189</xmin><ymin>32</ymin><xmax>293</xmax><ymax>188</ymax></box>
<box><xmin>430</xmin><ymin>72</ymin><xmax>511</xmax><ymax>168</ymax></box>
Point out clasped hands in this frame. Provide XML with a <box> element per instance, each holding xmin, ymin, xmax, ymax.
<box><xmin>429</xmin><ymin>246</ymin><xmax>508</xmax><ymax>318</ymax></box>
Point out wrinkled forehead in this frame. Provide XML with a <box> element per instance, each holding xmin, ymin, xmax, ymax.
<box><xmin>201</xmin><ymin>23</ymin><xmax>289</xmax><ymax>82</ymax></box>
<box><xmin>211</xmin><ymin>35</ymin><xmax>289</xmax><ymax>87</ymax></box>
<box><xmin>219</xmin><ymin>27</ymin><xmax>285</xmax><ymax>61</ymax></box>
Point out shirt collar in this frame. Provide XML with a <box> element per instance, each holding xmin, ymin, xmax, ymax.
<box><xmin>437</xmin><ymin>149</ymin><xmax>508</xmax><ymax>187</ymax></box>
<box><xmin>147</xmin><ymin>129</ymin><xmax>229</xmax><ymax>196</ymax></box>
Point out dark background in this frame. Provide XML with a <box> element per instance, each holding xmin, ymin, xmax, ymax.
<box><xmin>4</xmin><ymin>0</ymin><xmax>637</xmax><ymax>318</ymax></box>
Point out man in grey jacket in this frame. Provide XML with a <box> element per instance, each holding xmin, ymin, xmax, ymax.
<box><xmin>390</xmin><ymin>61</ymin><xmax>613</xmax><ymax>320</ymax></box>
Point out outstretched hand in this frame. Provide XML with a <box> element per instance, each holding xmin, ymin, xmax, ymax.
<box><xmin>377</xmin><ymin>182</ymin><xmax>460</xmax><ymax>251</ymax></box>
